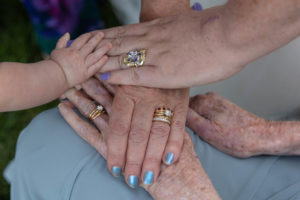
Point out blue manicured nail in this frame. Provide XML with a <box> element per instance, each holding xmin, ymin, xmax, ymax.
<box><xmin>192</xmin><ymin>2</ymin><xmax>203</xmax><ymax>11</ymax></box>
<box><xmin>128</xmin><ymin>175</ymin><xmax>139</xmax><ymax>188</ymax></box>
<box><xmin>165</xmin><ymin>152</ymin><xmax>174</xmax><ymax>165</ymax></box>
<box><xmin>67</xmin><ymin>40</ymin><xmax>73</xmax><ymax>47</ymax></box>
<box><xmin>111</xmin><ymin>166</ymin><xmax>121</xmax><ymax>177</ymax></box>
<box><xmin>143</xmin><ymin>171</ymin><xmax>154</xmax><ymax>185</ymax></box>
<box><xmin>100</xmin><ymin>73</ymin><xmax>111</xmax><ymax>81</ymax></box>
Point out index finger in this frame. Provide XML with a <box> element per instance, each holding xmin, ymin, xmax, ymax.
<box><xmin>91</xmin><ymin>21</ymin><xmax>150</xmax><ymax>39</ymax></box>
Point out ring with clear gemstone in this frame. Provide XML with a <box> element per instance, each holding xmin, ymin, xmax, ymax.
<box><xmin>123</xmin><ymin>49</ymin><xmax>146</xmax><ymax>68</ymax></box>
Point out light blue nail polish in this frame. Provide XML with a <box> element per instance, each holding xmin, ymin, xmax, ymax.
<box><xmin>165</xmin><ymin>152</ymin><xmax>174</xmax><ymax>165</ymax></box>
<box><xmin>128</xmin><ymin>175</ymin><xmax>139</xmax><ymax>188</ymax></box>
<box><xmin>66</xmin><ymin>40</ymin><xmax>73</xmax><ymax>47</ymax></box>
<box><xmin>143</xmin><ymin>171</ymin><xmax>154</xmax><ymax>185</ymax></box>
<box><xmin>111</xmin><ymin>166</ymin><xmax>121</xmax><ymax>177</ymax></box>
<box><xmin>100</xmin><ymin>72</ymin><xmax>111</xmax><ymax>81</ymax></box>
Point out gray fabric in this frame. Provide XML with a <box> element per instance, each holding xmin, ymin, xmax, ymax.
<box><xmin>4</xmin><ymin>108</ymin><xmax>300</xmax><ymax>200</ymax></box>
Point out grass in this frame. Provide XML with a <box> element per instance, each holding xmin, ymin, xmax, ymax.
<box><xmin>0</xmin><ymin>1</ymin><xmax>119</xmax><ymax>199</ymax></box>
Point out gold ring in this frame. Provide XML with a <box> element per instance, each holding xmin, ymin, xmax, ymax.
<box><xmin>89</xmin><ymin>105</ymin><xmax>106</xmax><ymax>121</ymax></box>
<box><xmin>123</xmin><ymin>49</ymin><xmax>146</xmax><ymax>68</ymax></box>
<box><xmin>152</xmin><ymin>107</ymin><xmax>173</xmax><ymax>125</ymax></box>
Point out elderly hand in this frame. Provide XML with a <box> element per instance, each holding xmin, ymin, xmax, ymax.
<box><xmin>58</xmin><ymin>80</ymin><xmax>220</xmax><ymax>200</ymax></box>
<box><xmin>106</xmin><ymin>85</ymin><xmax>189</xmax><ymax>187</ymax></box>
<box><xmin>187</xmin><ymin>92</ymin><xmax>300</xmax><ymax>158</ymax></box>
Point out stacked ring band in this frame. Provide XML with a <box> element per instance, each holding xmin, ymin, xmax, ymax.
<box><xmin>89</xmin><ymin>105</ymin><xmax>106</xmax><ymax>121</ymax></box>
<box><xmin>152</xmin><ymin>107</ymin><xmax>173</xmax><ymax>125</ymax></box>
<box><xmin>123</xmin><ymin>49</ymin><xmax>146</xmax><ymax>68</ymax></box>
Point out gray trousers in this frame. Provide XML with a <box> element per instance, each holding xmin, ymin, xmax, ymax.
<box><xmin>5</xmin><ymin>108</ymin><xmax>300</xmax><ymax>200</ymax></box>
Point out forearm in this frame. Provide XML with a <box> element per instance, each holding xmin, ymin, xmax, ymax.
<box><xmin>222</xmin><ymin>0</ymin><xmax>300</xmax><ymax>67</ymax></box>
<box><xmin>0</xmin><ymin>60</ymin><xmax>68</xmax><ymax>111</ymax></box>
<box><xmin>140</xmin><ymin>0</ymin><xmax>189</xmax><ymax>21</ymax></box>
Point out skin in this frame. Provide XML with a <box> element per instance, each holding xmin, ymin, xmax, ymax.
<box><xmin>59</xmin><ymin>81</ymin><xmax>300</xmax><ymax>199</ymax></box>
<box><xmin>58</xmin><ymin>78</ymin><xmax>220</xmax><ymax>199</ymax></box>
<box><xmin>0</xmin><ymin>32</ymin><xmax>111</xmax><ymax>112</ymax></box>
<box><xmin>104</xmin><ymin>0</ymin><xmax>190</xmax><ymax>187</ymax></box>
<box><xmin>187</xmin><ymin>92</ymin><xmax>300</xmax><ymax>158</ymax></box>
<box><xmin>95</xmin><ymin>0</ymin><xmax>300</xmax><ymax>89</ymax></box>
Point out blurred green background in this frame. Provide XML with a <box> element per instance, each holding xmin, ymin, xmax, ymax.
<box><xmin>0</xmin><ymin>0</ymin><xmax>119</xmax><ymax>199</ymax></box>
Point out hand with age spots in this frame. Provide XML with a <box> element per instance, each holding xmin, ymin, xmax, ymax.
<box><xmin>187</xmin><ymin>92</ymin><xmax>300</xmax><ymax>158</ymax></box>
<box><xmin>58</xmin><ymin>78</ymin><xmax>220</xmax><ymax>200</ymax></box>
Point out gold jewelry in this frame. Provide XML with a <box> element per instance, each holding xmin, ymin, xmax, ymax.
<box><xmin>123</xmin><ymin>49</ymin><xmax>146</xmax><ymax>68</ymax></box>
<box><xmin>153</xmin><ymin>107</ymin><xmax>173</xmax><ymax>125</ymax></box>
<box><xmin>89</xmin><ymin>105</ymin><xmax>106</xmax><ymax>121</ymax></box>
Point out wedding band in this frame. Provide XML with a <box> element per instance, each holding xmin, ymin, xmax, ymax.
<box><xmin>89</xmin><ymin>105</ymin><xmax>106</xmax><ymax>121</ymax></box>
<box><xmin>123</xmin><ymin>49</ymin><xmax>146</xmax><ymax>68</ymax></box>
<box><xmin>152</xmin><ymin>107</ymin><xmax>173</xmax><ymax>125</ymax></box>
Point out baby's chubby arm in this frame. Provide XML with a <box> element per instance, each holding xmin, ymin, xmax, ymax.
<box><xmin>0</xmin><ymin>32</ymin><xmax>111</xmax><ymax>112</ymax></box>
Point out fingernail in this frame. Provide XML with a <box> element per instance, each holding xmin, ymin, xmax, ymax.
<box><xmin>165</xmin><ymin>152</ymin><xmax>174</xmax><ymax>165</ymax></box>
<box><xmin>67</xmin><ymin>39</ymin><xmax>73</xmax><ymax>47</ymax></box>
<box><xmin>111</xmin><ymin>166</ymin><xmax>121</xmax><ymax>177</ymax></box>
<box><xmin>60</xmin><ymin>98</ymin><xmax>69</xmax><ymax>102</ymax></box>
<box><xmin>143</xmin><ymin>171</ymin><xmax>154</xmax><ymax>185</ymax></box>
<box><xmin>128</xmin><ymin>175</ymin><xmax>139</xmax><ymax>188</ymax></box>
<box><xmin>192</xmin><ymin>2</ymin><xmax>203</xmax><ymax>11</ymax></box>
<box><xmin>100</xmin><ymin>72</ymin><xmax>110</xmax><ymax>81</ymax></box>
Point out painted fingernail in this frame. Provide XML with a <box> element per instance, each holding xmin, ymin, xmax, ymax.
<box><xmin>192</xmin><ymin>2</ymin><xmax>203</xmax><ymax>11</ymax></box>
<box><xmin>111</xmin><ymin>166</ymin><xmax>121</xmax><ymax>177</ymax></box>
<box><xmin>67</xmin><ymin>39</ymin><xmax>73</xmax><ymax>47</ymax></box>
<box><xmin>128</xmin><ymin>175</ymin><xmax>139</xmax><ymax>188</ymax></box>
<box><xmin>60</xmin><ymin>98</ymin><xmax>69</xmax><ymax>102</ymax></box>
<box><xmin>143</xmin><ymin>171</ymin><xmax>154</xmax><ymax>185</ymax></box>
<box><xmin>100</xmin><ymin>72</ymin><xmax>110</xmax><ymax>81</ymax></box>
<box><xmin>165</xmin><ymin>152</ymin><xmax>174</xmax><ymax>165</ymax></box>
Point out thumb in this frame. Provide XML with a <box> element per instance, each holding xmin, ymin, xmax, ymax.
<box><xmin>99</xmin><ymin>66</ymin><xmax>164</xmax><ymax>88</ymax></box>
<box><xmin>56</xmin><ymin>32</ymin><xmax>70</xmax><ymax>49</ymax></box>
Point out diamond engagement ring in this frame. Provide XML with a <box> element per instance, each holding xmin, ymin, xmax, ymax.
<box><xmin>123</xmin><ymin>49</ymin><xmax>146</xmax><ymax>68</ymax></box>
<box><xmin>152</xmin><ymin>107</ymin><xmax>173</xmax><ymax>125</ymax></box>
<box><xmin>89</xmin><ymin>105</ymin><xmax>106</xmax><ymax>121</ymax></box>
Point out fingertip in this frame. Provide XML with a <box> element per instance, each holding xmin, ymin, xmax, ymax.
<box><xmin>98</xmin><ymin>31</ymin><xmax>104</xmax><ymax>38</ymax></box>
<box><xmin>99</xmin><ymin>72</ymin><xmax>111</xmax><ymax>81</ymax></box>
<box><xmin>164</xmin><ymin>152</ymin><xmax>175</xmax><ymax>165</ymax></box>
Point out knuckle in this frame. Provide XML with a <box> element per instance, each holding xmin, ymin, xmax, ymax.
<box><xmin>129</xmin><ymin>68</ymin><xmax>141</xmax><ymax>82</ymax></box>
<box><xmin>144</xmin><ymin>156</ymin><xmax>161</xmax><ymax>165</ymax></box>
<box><xmin>151</xmin><ymin>123</ymin><xmax>170</xmax><ymax>139</ymax></box>
<box><xmin>172</xmin><ymin>119</ymin><xmax>185</xmax><ymax>130</ymax></box>
<box><xmin>113</xmin><ymin>37</ymin><xmax>123</xmax><ymax>49</ymax></box>
<box><xmin>115</xmin><ymin>27</ymin><xmax>126</xmax><ymax>38</ymax></box>
<box><xmin>126</xmin><ymin>160</ymin><xmax>142</xmax><ymax>169</ymax></box>
<box><xmin>129</xmin><ymin>128</ymin><xmax>149</xmax><ymax>144</ymax></box>
<box><xmin>85</xmin><ymin>104</ymin><xmax>95</xmax><ymax>113</ymax></box>
<box><xmin>110</xmin><ymin>121</ymin><xmax>129</xmax><ymax>136</ymax></box>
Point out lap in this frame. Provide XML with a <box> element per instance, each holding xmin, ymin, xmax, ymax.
<box><xmin>5</xmin><ymin>108</ymin><xmax>300</xmax><ymax>200</ymax></box>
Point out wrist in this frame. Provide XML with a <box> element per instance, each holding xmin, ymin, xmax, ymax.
<box><xmin>263</xmin><ymin>121</ymin><xmax>300</xmax><ymax>155</ymax></box>
<box><xmin>48</xmin><ymin>59</ymin><xmax>69</xmax><ymax>90</ymax></box>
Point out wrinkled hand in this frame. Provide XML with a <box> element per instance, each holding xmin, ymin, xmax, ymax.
<box><xmin>58</xmin><ymin>80</ymin><xmax>220</xmax><ymax>200</ymax></box>
<box><xmin>187</xmin><ymin>92</ymin><xmax>272</xmax><ymax>158</ymax></box>
<box><xmin>95</xmin><ymin>5</ymin><xmax>242</xmax><ymax>89</ymax></box>
<box><xmin>50</xmin><ymin>32</ymin><xmax>112</xmax><ymax>88</ymax></box>
<box><xmin>106</xmin><ymin>85</ymin><xmax>189</xmax><ymax>187</ymax></box>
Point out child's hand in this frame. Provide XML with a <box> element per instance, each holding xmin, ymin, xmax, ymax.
<box><xmin>50</xmin><ymin>32</ymin><xmax>112</xmax><ymax>88</ymax></box>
